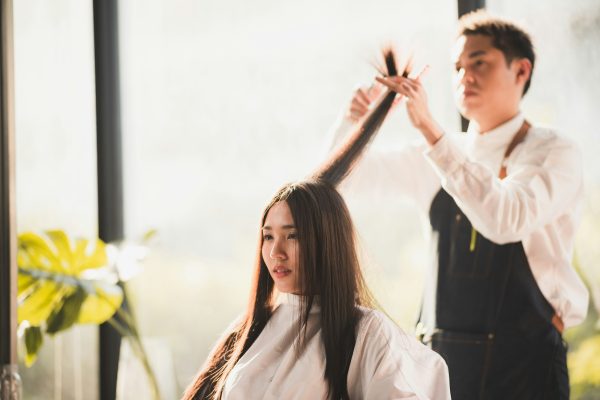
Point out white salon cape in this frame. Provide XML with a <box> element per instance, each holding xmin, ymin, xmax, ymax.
<box><xmin>330</xmin><ymin>112</ymin><xmax>588</xmax><ymax>332</ymax></box>
<box><xmin>222</xmin><ymin>294</ymin><xmax>451</xmax><ymax>399</ymax></box>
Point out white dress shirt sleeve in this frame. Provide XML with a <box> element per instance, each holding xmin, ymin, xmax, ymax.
<box><xmin>424</xmin><ymin>133</ymin><xmax>583</xmax><ymax>244</ymax></box>
<box><xmin>325</xmin><ymin>115</ymin><xmax>441</xmax><ymax>209</ymax></box>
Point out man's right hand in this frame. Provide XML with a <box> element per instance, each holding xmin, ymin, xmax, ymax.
<box><xmin>345</xmin><ymin>84</ymin><xmax>383</xmax><ymax>123</ymax></box>
<box><xmin>375</xmin><ymin>72</ymin><xmax>443</xmax><ymax>146</ymax></box>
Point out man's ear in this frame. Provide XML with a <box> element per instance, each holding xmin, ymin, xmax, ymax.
<box><xmin>514</xmin><ymin>58</ymin><xmax>532</xmax><ymax>86</ymax></box>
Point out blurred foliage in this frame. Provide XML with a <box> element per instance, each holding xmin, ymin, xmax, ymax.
<box><xmin>570</xmin><ymin>335</ymin><xmax>600</xmax><ymax>399</ymax></box>
<box><xmin>566</xmin><ymin>255</ymin><xmax>600</xmax><ymax>399</ymax></box>
<box><xmin>17</xmin><ymin>230</ymin><xmax>161</xmax><ymax>399</ymax></box>
<box><xmin>17</xmin><ymin>230</ymin><xmax>123</xmax><ymax>366</ymax></box>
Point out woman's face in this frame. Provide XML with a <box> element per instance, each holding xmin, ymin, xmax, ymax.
<box><xmin>261</xmin><ymin>201</ymin><xmax>299</xmax><ymax>294</ymax></box>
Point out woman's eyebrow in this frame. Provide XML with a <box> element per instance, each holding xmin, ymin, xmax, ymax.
<box><xmin>261</xmin><ymin>225</ymin><xmax>296</xmax><ymax>230</ymax></box>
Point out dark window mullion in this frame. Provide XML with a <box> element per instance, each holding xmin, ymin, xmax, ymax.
<box><xmin>93</xmin><ymin>1</ymin><xmax>125</xmax><ymax>399</ymax></box>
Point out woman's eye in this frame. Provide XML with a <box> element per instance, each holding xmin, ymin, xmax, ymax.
<box><xmin>287</xmin><ymin>233</ymin><xmax>298</xmax><ymax>240</ymax></box>
<box><xmin>263</xmin><ymin>234</ymin><xmax>273</xmax><ymax>241</ymax></box>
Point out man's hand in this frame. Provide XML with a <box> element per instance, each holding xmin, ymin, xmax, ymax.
<box><xmin>375</xmin><ymin>74</ymin><xmax>444</xmax><ymax>146</ymax></box>
<box><xmin>345</xmin><ymin>84</ymin><xmax>383</xmax><ymax>123</ymax></box>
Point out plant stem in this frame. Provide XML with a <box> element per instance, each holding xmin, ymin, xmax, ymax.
<box><xmin>105</xmin><ymin>303</ymin><xmax>161</xmax><ymax>399</ymax></box>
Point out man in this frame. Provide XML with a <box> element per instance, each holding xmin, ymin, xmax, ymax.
<box><xmin>331</xmin><ymin>10</ymin><xmax>588</xmax><ymax>399</ymax></box>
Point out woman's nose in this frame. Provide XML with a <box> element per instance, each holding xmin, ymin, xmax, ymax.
<box><xmin>270</xmin><ymin>240</ymin><xmax>287</xmax><ymax>260</ymax></box>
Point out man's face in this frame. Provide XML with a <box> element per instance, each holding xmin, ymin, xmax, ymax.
<box><xmin>452</xmin><ymin>34</ymin><xmax>523</xmax><ymax>125</ymax></box>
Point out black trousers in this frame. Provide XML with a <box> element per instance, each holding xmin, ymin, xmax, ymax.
<box><xmin>431</xmin><ymin>328</ymin><xmax>569</xmax><ymax>400</ymax></box>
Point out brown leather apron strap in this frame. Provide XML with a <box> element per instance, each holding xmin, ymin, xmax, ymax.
<box><xmin>499</xmin><ymin>120</ymin><xmax>531</xmax><ymax>180</ymax></box>
<box><xmin>552</xmin><ymin>313</ymin><xmax>565</xmax><ymax>334</ymax></box>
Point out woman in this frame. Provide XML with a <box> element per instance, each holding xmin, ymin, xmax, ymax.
<box><xmin>182</xmin><ymin>180</ymin><xmax>450</xmax><ymax>400</ymax></box>
<box><xmin>183</xmin><ymin>49</ymin><xmax>450</xmax><ymax>399</ymax></box>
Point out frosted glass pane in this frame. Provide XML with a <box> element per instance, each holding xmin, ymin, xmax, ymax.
<box><xmin>14</xmin><ymin>0</ymin><xmax>98</xmax><ymax>398</ymax></box>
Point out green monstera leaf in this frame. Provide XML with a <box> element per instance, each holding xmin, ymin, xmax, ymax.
<box><xmin>17</xmin><ymin>230</ymin><xmax>124</xmax><ymax>366</ymax></box>
<box><xmin>23</xmin><ymin>326</ymin><xmax>43</xmax><ymax>367</ymax></box>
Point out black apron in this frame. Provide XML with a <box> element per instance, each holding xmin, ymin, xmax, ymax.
<box><xmin>427</xmin><ymin>189</ymin><xmax>569</xmax><ymax>400</ymax></box>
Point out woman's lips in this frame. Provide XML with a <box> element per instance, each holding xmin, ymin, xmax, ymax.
<box><xmin>272</xmin><ymin>266</ymin><xmax>291</xmax><ymax>279</ymax></box>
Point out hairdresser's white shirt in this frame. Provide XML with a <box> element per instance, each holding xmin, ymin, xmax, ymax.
<box><xmin>222</xmin><ymin>294</ymin><xmax>451</xmax><ymax>400</ymax></box>
<box><xmin>330</xmin><ymin>112</ymin><xmax>588</xmax><ymax>330</ymax></box>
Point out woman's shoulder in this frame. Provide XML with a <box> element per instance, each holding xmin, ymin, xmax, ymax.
<box><xmin>355</xmin><ymin>306</ymin><xmax>446</xmax><ymax>365</ymax></box>
<box><xmin>356</xmin><ymin>307</ymin><xmax>408</xmax><ymax>340</ymax></box>
<box><xmin>356</xmin><ymin>307</ymin><xmax>390</xmax><ymax>332</ymax></box>
<box><xmin>351</xmin><ymin>307</ymin><xmax>451</xmax><ymax>399</ymax></box>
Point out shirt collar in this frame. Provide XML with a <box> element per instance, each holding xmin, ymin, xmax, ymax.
<box><xmin>277</xmin><ymin>293</ymin><xmax>320</xmax><ymax>313</ymax></box>
<box><xmin>467</xmin><ymin>112</ymin><xmax>525</xmax><ymax>161</ymax></box>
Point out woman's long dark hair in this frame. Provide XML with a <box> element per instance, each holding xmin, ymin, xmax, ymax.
<box><xmin>314</xmin><ymin>48</ymin><xmax>409</xmax><ymax>185</ymax></box>
<box><xmin>183</xmin><ymin>48</ymin><xmax>407</xmax><ymax>400</ymax></box>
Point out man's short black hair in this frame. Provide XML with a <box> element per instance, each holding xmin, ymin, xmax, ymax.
<box><xmin>458</xmin><ymin>10</ymin><xmax>535</xmax><ymax>95</ymax></box>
